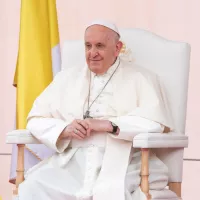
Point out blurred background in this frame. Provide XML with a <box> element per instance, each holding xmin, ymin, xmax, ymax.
<box><xmin>0</xmin><ymin>0</ymin><xmax>200</xmax><ymax>199</ymax></box>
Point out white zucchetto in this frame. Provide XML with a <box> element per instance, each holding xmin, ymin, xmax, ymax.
<box><xmin>85</xmin><ymin>20</ymin><xmax>120</xmax><ymax>37</ymax></box>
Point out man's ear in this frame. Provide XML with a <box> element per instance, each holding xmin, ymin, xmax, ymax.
<box><xmin>116</xmin><ymin>41</ymin><xmax>123</xmax><ymax>55</ymax></box>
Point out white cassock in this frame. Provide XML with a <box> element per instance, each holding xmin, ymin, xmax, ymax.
<box><xmin>18</xmin><ymin>57</ymin><xmax>173</xmax><ymax>200</ymax></box>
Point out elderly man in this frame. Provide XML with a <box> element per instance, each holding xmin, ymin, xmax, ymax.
<box><xmin>18</xmin><ymin>20</ymin><xmax>173</xmax><ymax>200</ymax></box>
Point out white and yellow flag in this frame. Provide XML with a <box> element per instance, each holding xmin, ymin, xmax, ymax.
<box><xmin>10</xmin><ymin>0</ymin><xmax>61</xmax><ymax>183</ymax></box>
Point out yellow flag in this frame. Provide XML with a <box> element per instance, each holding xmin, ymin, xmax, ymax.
<box><xmin>14</xmin><ymin>0</ymin><xmax>61</xmax><ymax>129</ymax></box>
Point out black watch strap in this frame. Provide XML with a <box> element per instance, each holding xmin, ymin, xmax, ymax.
<box><xmin>110</xmin><ymin>121</ymin><xmax>118</xmax><ymax>134</ymax></box>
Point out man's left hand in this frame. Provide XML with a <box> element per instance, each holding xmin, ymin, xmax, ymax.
<box><xmin>83</xmin><ymin>118</ymin><xmax>113</xmax><ymax>136</ymax></box>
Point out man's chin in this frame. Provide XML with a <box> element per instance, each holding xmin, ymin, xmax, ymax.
<box><xmin>88</xmin><ymin>64</ymin><xmax>103</xmax><ymax>74</ymax></box>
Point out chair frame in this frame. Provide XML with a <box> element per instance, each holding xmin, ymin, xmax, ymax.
<box><xmin>7</xmin><ymin>132</ymin><xmax>187</xmax><ymax>199</ymax></box>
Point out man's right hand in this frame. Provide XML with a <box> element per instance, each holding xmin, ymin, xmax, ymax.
<box><xmin>59</xmin><ymin>119</ymin><xmax>91</xmax><ymax>140</ymax></box>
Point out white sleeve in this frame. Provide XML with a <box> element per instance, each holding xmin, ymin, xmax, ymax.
<box><xmin>108</xmin><ymin>71</ymin><xmax>173</xmax><ymax>141</ymax></box>
<box><xmin>26</xmin><ymin>70</ymin><xmax>72</xmax><ymax>153</ymax></box>
<box><xmin>109</xmin><ymin>116</ymin><xmax>164</xmax><ymax>141</ymax></box>
<box><xmin>26</xmin><ymin>117</ymin><xmax>70</xmax><ymax>153</ymax></box>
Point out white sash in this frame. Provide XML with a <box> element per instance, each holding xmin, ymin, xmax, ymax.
<box><xmin>93</xmin><ymin>135</ymin><xmax>132</xmax><ymax>200</ymax></box>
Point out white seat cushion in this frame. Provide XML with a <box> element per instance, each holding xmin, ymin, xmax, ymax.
<box><xmin>150</xmin><ymin>189</ymin><xmax>180</xmax><ymax>200</ymax></box>
<box><xmin>132</xmin><ymin>187</ymin><xmax>180</xmax><ymax>200</ymax></box>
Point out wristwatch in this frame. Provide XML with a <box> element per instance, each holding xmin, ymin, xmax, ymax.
<box><xmin>110</xmin><ymin>121</ymin><xmax>119</xmax><ymax>135</ymax></box>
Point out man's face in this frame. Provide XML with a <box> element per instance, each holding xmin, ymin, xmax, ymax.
<box><xmin>84</xmin><ymin>25</ymin><xmax>122</xmax><ymax>74</ymax></box>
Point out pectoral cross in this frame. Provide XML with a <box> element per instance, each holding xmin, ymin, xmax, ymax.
<box><xmin>83</xmin><ymin>110</ymin><xmax>93</xmax><ymax>119</ymax></box>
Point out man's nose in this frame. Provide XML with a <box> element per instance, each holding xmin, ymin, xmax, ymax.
<box><xmin>90</xmin><ymin>47</ymin><xmax>98</xmax><ymax>57</ymax></box>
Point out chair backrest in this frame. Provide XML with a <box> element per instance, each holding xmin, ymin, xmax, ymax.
<box><xmin>62</xmin><ymin>29</ymin><xmax>191</xmax><ymax>182</ymax></box>
<box><xmin>62</xmin><ymin>28</ymin><xmax>191</xmax><ymax>134</ymax></box>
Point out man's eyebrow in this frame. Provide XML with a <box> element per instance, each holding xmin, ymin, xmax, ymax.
<box><xmin>96</xmin><ymin>42</ymin><xmax>105</xmax><ymax>45</ymax></box>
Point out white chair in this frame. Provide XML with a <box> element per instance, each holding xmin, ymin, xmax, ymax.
<box><xmin>6</xmin><ymin>28</ymin><xmax>190</xmax><ymax>200</ymax></box>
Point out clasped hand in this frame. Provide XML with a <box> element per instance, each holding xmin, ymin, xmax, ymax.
<box><xmin>59</xmin><ymin>118</ymin><xmax>112</xmax><ymax>140</ymax></box>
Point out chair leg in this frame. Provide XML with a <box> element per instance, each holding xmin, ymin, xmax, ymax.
<box><xmin>13</xmin><ymin>144</ymin><xmax>25</xmax><ymax>195</ymax></box>
<box><xmin>140</xmin><ymin>148</ymin><xmax>151</xmax><ymax>200</ymax></box>
<box><xmin>168</xmin><ymin>182</ymin><xmax>181</xmax><ymax>197</ymax></box>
